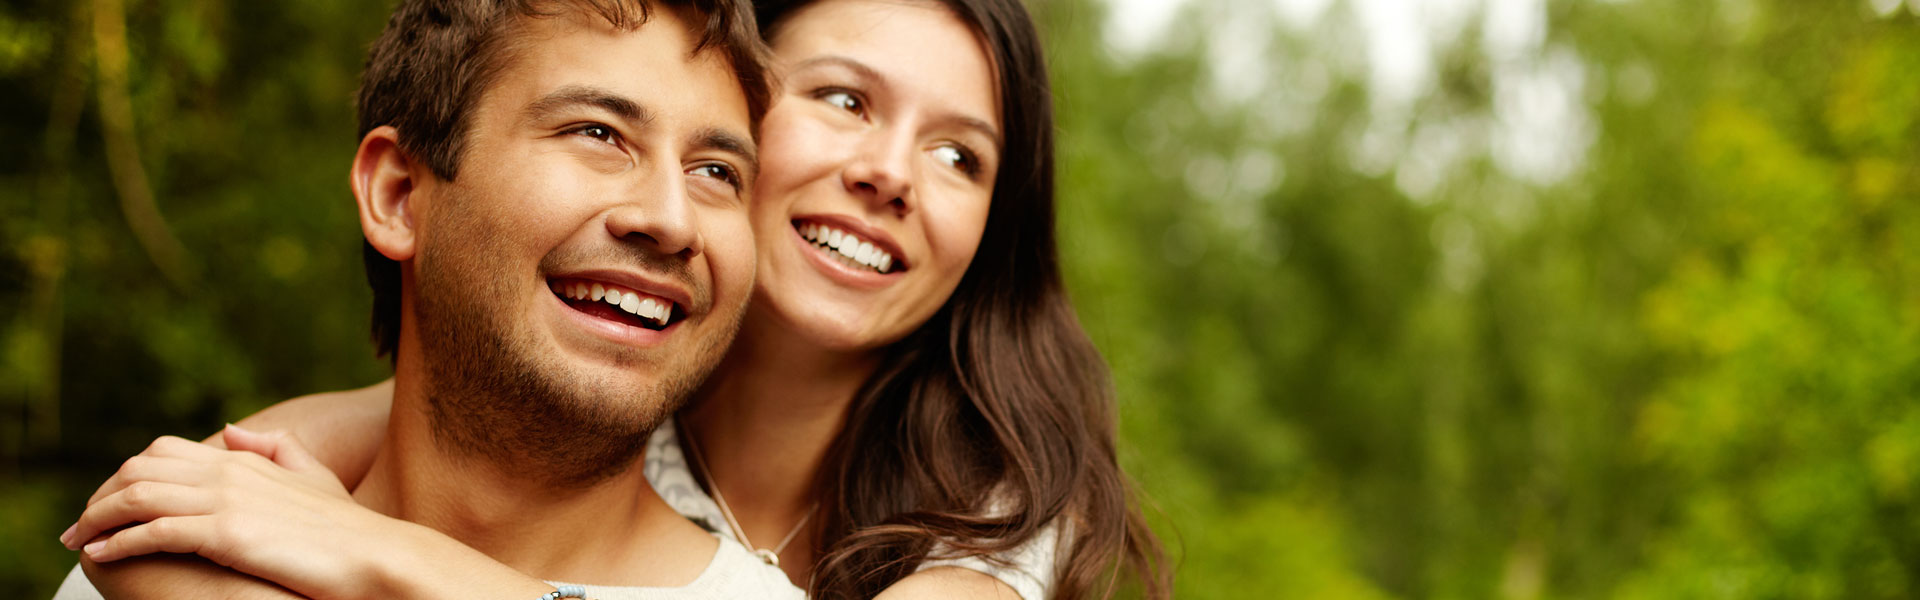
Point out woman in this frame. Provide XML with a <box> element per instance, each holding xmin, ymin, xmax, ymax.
<box><xmin>65</xmin><ymin>0</ymin><xmax>1166</xmax><ymax>597</ymax></box>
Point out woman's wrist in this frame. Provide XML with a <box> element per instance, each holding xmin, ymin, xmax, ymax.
<box><xmin>367</xmin><ymin>519</ymin><xmax>556</xmax><ymax>600</ymax></box>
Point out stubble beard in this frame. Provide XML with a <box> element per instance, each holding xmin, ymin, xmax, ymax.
<box><xmin>411</xmin><ymin>204</ymin><xmax>744</xmax><ymax>490</ymax></box>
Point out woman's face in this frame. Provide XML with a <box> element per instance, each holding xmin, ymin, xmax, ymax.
<box><xmin>745</xmin><ymin>0</ymin><xmax>1002</xmax><ymax>352</ymax></box>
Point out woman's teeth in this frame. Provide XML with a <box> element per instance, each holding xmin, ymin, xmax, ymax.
<box><xmin>551</xmin><ymin>279</ymin><xmax>673</xmax><ymax>325</ymax></box>
<box><xmin>798</xmin><ymin>222</ymin><xmax>894</xmax><ymax>273</ymax></box>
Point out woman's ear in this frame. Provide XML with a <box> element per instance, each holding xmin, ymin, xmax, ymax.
<box><xmin>351</xmin><ymin>126</ymin><xmax>420</xmax><ymax>262</ymax></box>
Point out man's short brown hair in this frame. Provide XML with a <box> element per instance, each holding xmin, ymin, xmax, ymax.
<box><xmin>355</xmin><ymin>0</ymin><xmax>771</xmax><ymax>360</ymax></box>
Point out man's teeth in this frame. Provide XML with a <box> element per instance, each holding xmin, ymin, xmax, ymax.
<box><xmin>556</xmin><ymin>280</ymin><xmax>672</xmax><ymax>323</ymax></box>
<box><xmin>799</xmin><ymin>222</ymin><xmax>894</xmax><ymax>273</ymax></box>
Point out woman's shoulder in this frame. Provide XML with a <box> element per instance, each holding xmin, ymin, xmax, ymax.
<box><xmin>240</xmin><ymin>378</ymin><xmax>394</xmax><ymax>433</ymax></box>
<box><xmin>917</xmin><ymin>514</ymin><xmax>1065</xmax><ymax>600</ymax></box>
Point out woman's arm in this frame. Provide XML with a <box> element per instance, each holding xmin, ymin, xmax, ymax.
<box><xmin>80</xmin><ymin>554</ymin><xmax>301</xmax><ymax>600</ymax></box>
<box><xmin>81</xmin><ymin>522</ymin><xmax>553</xmax><ymax>600</ymax></box>
<box><xmin>79</xmin><ymin>522</ymin><xmax>554</xmax><ymax>600</ymax></box>
<box><xmin>68</xmin><ymin>425</ymin><xmax>555</xmax><ymax>600</ymax></box>
<box><xmin>68</xmin><ymin>381</ymin><xmax>394</xmax><ymax>600</ymax></box>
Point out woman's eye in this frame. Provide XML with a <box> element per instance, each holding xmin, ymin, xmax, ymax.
<box><xmin>819</xmin><ymin>90</ymin><xmax>865</xmax><ymax>116</ymax></box>
<box><xmin>932</xmin><ymin>145</ymin><xmax>977</xmax><ymax>175</ymax></box>
<box><xmin>689</xmin><ymin>163</ymin><xmax>741</xmax><ymax>188</ymax></box>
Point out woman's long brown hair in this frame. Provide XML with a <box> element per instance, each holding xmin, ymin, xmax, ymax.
<box><xmin>754</xmin><ymin>0</ymin><xmax>1170</xmax><ymax>597</ymax></box>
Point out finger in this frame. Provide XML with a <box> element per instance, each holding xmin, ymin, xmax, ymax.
<box><xmin>222</xmin><ymin>424</ymin><xmax>321</xmax><ymax>473</ymax></box>
<box><xmin>77</xmin><ymin>456</ymin><xmax>205</xmax><ymax>547</ymax></box>
<box><xmin>85</xmin><ymin>455</ymin><xmax>208</xmax><ymax>507</ymax></box>
<box><xmin>82</xmin><ymin>516</ymin><xmax>213</xmax><ymax>563</ymax></box>
<box><xmin>140</xmin><ymin>435</ymin><xmax>224</xmax><ymax>460</ymax></box>
<box><xmin>264</xmin><ymin>432</ymin><xmax>329</xmax><ymax>476</ymax></box>
<box><xmin>69</xmin><ymin>481</ymin><xmax>214</xmax><ymax>551</ymax></box>
<box><xmin>223</xmin><ymin>425</ymin><xmax>337</xmax><ymax>485</ymax></box>
<box><xmin>219</xmin><ymin>423</ymin><xmax>277</xmax><ymax>458</ymax></box>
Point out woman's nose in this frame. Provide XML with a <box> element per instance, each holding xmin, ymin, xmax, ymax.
<box><xmin>841</xmin><ymin>128</ymin><xmax>915</xmax><ymax>216</ymax></box>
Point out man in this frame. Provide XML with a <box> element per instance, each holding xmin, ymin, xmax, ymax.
<box><xmin>53</xmin><ymin>0</ymin><xmax>795</xmax><ymax>596</ymax></box>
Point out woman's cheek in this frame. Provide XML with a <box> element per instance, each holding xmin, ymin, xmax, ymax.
<box><xmin>934</xmin><ymin>196</ymin><xmax>991</xmax><ymax>276</ymax></box>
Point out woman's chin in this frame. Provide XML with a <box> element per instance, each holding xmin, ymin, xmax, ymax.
<box><xmin>743</xmin><ymin>297</ymin><xmax>901</xmax><ymax>355</ymax></box>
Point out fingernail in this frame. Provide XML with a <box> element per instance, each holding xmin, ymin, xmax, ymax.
<box><xmin>59</xmin><ymin>523</ymin><xmax>75</xmax><ymax>548</ymax></box>
<box><xmin>82</xmin><ymin>540</ymin><xmax>105</xmax><ymax>557</ymax></box>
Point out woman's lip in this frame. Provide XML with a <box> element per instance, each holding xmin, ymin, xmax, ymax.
<box><xmin>790</xmin><ymin>225</ymin><xmax>901</xmax><ymax>289</ymax></box>
<box><xmin>790</xmin><ymin>214</ymin><xmax>909</xmax><ymax>271</ymax></box>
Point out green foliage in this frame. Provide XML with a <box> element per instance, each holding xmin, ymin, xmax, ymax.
<box><xmin>3</xmin><ymin>0</ymin><xmax>1917</xmax><ymax>597</ymax></box>
<box><xmin>1039</xmin><ymin>0</ymin><xmax>1920</xmax><ymax>596</ymax></box>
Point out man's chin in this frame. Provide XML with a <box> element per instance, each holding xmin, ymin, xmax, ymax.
<box><xmin>549</xmin><ymin>323</ymin><xmax>731</xmax><ymax>402</ymax></box>
<box><xmin>424</xmin><ymin>369</ymin><xmax>674</xmax><ymax>488</ymax></box>
<box><xmin>539</xmin><ymin>357</ymin><xmax>709</xmax><ymax>425</ymax></box>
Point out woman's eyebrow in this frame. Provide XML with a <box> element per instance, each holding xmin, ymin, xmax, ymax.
<box><xmin>944</xmin><ymin>114</ymin><xmax>1002</xmax><ymax>147</ymax></box>
<box><xmin>789</xmin><ymin>55</ymin><xmax>884</xmax><ymax>88</ymax></box>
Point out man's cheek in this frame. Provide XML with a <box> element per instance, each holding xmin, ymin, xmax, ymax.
<box><xmin>715</xmin><ymin>249</ymin><xmax>755</xmax><ymax>314</ymax></box>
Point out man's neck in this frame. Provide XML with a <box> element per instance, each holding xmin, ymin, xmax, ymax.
<box><xmin>352</xmin><ymin>356</ymin><xmax>717</xmax><ymax>586</ymax></box>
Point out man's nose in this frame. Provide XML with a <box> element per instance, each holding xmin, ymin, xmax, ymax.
<box><xmin>605</xmin><ymin>164</ymin><xmax>703</xmax><ymax>258</ymax></box>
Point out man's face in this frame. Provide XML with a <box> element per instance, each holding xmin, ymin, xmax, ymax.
<box><xmin>404</xmin><ymin>8</ymin><xmax>756</xmax><ymax>483</ymax></box>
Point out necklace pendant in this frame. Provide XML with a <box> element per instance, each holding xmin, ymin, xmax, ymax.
<box><xmin>753</xmin><ymin>548</ymin><xmax>781</xmax><ymax>566</ymax></box>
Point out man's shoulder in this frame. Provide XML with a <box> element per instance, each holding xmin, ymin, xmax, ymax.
<box><xmin>51</xmin><ymin>564</ymin><xmax>102</xmax><ymax>600</ymax></box>
<box><xmin>557</xmin><ymin>537</ymin><xmax>802</xmax><ymax>600</ymax></box>
<box><xmin>696</xmin><ymin>537</ymin><xmax>805</xmax><ymax>599</ymax></box>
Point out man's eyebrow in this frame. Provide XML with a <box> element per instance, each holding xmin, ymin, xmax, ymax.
<box><xmin>693</xmin><ymin>127</ymin><xmax>758</xmax><ymax>175</ymax></box>
<box><xmin>523</xmin><ymin>85</ymin><xmax>653</xmax><ymax>126</ymax></box>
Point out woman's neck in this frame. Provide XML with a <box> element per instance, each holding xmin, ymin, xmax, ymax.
<box><xmin>680</xmin><ymin>312</ymin><xmax>879</xmax><ymax>577</ymax></box>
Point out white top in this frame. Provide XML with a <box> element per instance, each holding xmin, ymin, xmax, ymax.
<box><xmin>52</xmin><ymin>536</ymin><xmax>801</xmax><ymax>600</ymax></box>
<box><xmin>648</xmin><ymin>420</ymin><xmax>1060</xmax><ymax>600</ymax></box>
<box><xmin>548</xmin><ymin>536</ymin><xmax>803</xmax><ymax>599</ymax></box>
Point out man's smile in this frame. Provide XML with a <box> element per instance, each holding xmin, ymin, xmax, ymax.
<box><xmin>549</xmin><ymin>277</ymin><xmax>681</xmax><ymax>331</ymax></box>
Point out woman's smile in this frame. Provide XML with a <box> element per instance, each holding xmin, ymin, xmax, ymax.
<box><xmin>788</xmin><ymin>215</ymin><xmax>911</xmax><ymax>290</ymax></box>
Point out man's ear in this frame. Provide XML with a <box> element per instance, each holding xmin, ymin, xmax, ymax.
<box><xmin>351</xmin><ymin>126</ymin><xmax>422</xmax><ymax>262</ymax></box>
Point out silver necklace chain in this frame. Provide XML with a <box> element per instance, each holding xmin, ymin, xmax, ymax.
<box><xmin>679</xmin><ymin>419</ymin><xmax>818</xmax><ymax>567</ymax></box>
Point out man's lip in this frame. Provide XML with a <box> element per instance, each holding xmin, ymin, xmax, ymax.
<box><xmin>790</xmin><ymin>214</ymin><xmax>910</xmax><ymax>271</ymax></box>
<box><xmin>548</xmin><ymin>289</ymin><xmax>677</xmax><ymax>347</ymax></box>
<box><xmin>545</xmin><ymin>269</ymin><xmax>694</xmax><ymax>311</ymax></box>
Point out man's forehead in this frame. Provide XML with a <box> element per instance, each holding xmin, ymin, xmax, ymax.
<box><xmin>517</xmin><ymin>84</ymin><xmax>758</xmax><ymax>168</ymax></box>
<box><xmin>480</xmin><ymin>12</ymin><xmax>753</xmax><ymax>137</ymax></box>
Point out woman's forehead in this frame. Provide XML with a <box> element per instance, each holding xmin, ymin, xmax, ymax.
<box><xmin>772</xmin><ymin>0</ymin><xmax>1002</xmax><ymax>130</ymax></box>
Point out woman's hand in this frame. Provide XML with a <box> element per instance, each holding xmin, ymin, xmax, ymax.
<box><xmin>60</xmin><ymin>424</ymin><xmax>415</xmax><ymax>599</ymax></box>
<box><xmin>225</xmin><ymin>378</ymin><xmax>394</xmax><ymax>489</ymax></box>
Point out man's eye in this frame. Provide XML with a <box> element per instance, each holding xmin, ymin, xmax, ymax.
<box><xmin>689</xmin><ymin>163</ymin><xmax>741</xmax><ymax>188</ymax></box>
<box><xmin>932</xmin><ymin>145</ymin><xmax>977</xmax><ymax>175</ymax></box>
<box><xmin>570</xmin><ymin>124</ymin><xmax>618</xmax><ymax>145</ymax></box>
<box><xmin>819</xmin><ymin>90</ymin><xmax>865</xmax><ymax>116</ymax></box>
